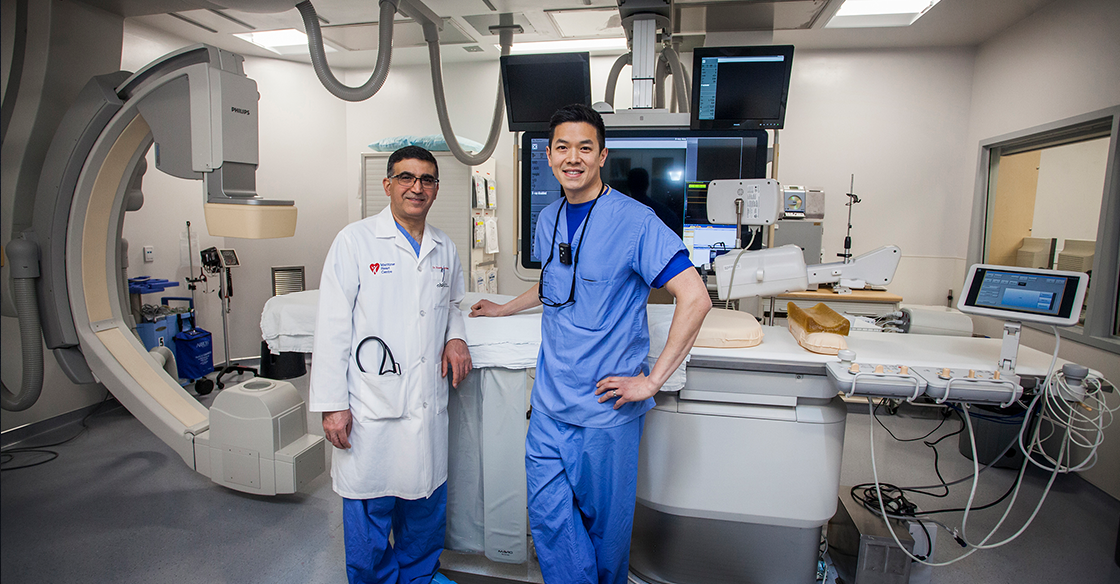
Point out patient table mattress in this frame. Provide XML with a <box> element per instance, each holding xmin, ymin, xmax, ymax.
<box><xmin>260</xmin><ymin>290</ymin><xmax>688</xmax><ymax>387</ymax></box>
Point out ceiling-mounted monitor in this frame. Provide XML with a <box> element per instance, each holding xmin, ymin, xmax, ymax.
<box><xmin>500</xmin><ymin>52</ymin><xmax>592</xmax><ymax>132</ymax></box>
<box><xmin>690</xmin><ymin>45</ymin><xmax>795</xmax><ymax>130</ymax></box>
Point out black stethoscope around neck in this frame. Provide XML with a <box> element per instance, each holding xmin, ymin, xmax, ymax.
<box><xmin>538</xmin><ymin>183</ymin><xmax>608</xmax><ymax>308</ymax></box>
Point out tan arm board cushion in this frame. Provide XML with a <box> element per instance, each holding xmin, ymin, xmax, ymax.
<box><xmin>789</xmin><ymin>317</ymin><xmax>848</xmax><ymax>355</ymax></box>
<box><xmin>787</xmin><ymin>302</ymin><xmax>851</xmax><ymax>335</ymax></box>
<box><xmin>695</xmin><ymin>308</ymin><xmax>764</xmax><ymax>348</ymax></box>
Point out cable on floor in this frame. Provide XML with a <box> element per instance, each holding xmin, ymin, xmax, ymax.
<box><xmin>1</xmin><ymin>390</ymin><xmax>114</xmax><ymax>471</ymax></box>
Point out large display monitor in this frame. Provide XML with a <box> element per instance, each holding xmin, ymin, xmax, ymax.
<box><xmin>500</xmin><ymin>53</ymin><xmax>592</xmax><ymax>132</ymax></box>
<box><xmin>519</xmin><ymin>128</ymin><xmax>768</xmax><ymax>270</ymax></box>
<box><xmin>958</xmin><ymin>265</ymin><xmax>1089</xmax><ymax>327</ymax></box>
<box><xmin>690</xmin><ymin>45</ymin><xmax>795</xmax><ymax>130</ymax></box>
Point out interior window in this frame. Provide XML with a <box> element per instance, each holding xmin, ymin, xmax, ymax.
<box><xmin>985</xmin><ymin>136</ymin><xmax>1109</xmax><ymax>326</ymax></box>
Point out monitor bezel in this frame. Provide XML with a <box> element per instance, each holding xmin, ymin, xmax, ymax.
<box><xmin>957</xmin><ymin>264</ymin><xmax>1089</xmax><ymax>327</ymax></box>
<box><xmin>500</xmin><ymin>52</ymin><xmax>592</xmax><ymax>133</ymax></box>
<box><xmin>518</xmin><ymin>128</ymin><xmax>769</xmax><ymax>270</ymax></box>
<box><xmin>689</xmin><ymin>45</ymin><xmax>795</xmax><ymax>131</ymax></box>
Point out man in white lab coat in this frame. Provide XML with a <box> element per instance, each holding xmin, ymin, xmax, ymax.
<box><xmin>310</xmin><ymin>145</ymin><xmax>473</xmax><ymax>584</ymax></box>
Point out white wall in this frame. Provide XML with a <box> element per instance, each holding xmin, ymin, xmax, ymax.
<box><xmin>965</xmin><ymin>0</ymin><xmax>1120</xmax><ymax>498</ymax></box>
<box><xmin>1032</xmin><ymin>137</ymin><xmax>1108</xmax><ymax>247</ymax></box>
<box><xmin>776</xmin><ymin>47</ymin><xmax>977</xmax><ymax>305</ymax></box>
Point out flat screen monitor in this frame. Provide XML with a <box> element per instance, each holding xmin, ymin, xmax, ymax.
<box><xmin>500</xmin><ymin>53</ymin><xmax>592</xmax><ymax>132</ymax></box>
<box><xmin>958</xmin><ymin>265</ymin><xmax>1089</xmax><ymax>327</ymax></box>
<box><xmin>519</xmin><ymin>128</ymin><xmax>768</xmax><ymax>270</ymax></box>
<box><xmin>690</xmin><ymin>45</ymin><xmax>795</xmax><ymax>130</ymax></box>
<box><xmin>682</xmin><ymin>224</ymin><xmax>738</xmax><ymax>268</ymax></box>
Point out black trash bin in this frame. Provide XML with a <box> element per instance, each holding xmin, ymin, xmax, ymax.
<box><xmin>259</xmin><ymin>341</ymin><xmax>307</xmax><ymax>380</ymax></box>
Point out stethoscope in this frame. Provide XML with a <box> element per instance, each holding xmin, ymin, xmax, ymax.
<box><xmin>538</xmin><ymin>183</ymin><xmax>608</xmax><ymax>308</ymax></box>
<box><xmin>355</xmin><ymin>336</ymin><xmax>401</xmax><ymax>376</ymax></box>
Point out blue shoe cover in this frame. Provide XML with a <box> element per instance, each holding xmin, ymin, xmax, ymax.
<box><xmin>432</xmin><ymin>573</ymin><xmax>458</xmax><ymax>584</ymax></box>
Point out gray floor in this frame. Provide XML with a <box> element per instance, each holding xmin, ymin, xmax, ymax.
<box><xmin>3</xmin><ymin>376</ymin><xmax>1119</xmax><ymax>584</ymax></box>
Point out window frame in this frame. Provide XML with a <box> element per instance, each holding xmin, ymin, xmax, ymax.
<box><xmin>967</xmin><ymin>106</ymin><xmax>1120</xmax><ymax>353</ymax></box>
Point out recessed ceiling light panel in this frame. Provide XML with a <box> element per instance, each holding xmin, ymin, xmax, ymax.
<box><xmin>503</xmin><ymin>38</ymin><xmax>629</xmax><ymax>55</ymax></box>
<box><xmin>233</xmin><ymin>29</ymin><xmax>337</xmax><ymax>55</ymax></box>
<box><xmin>826</xmin><ymin>0</ymin><xmax>941</xmax><ymax>28</ymax></box>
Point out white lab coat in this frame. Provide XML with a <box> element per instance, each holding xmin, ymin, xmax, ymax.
<box><xmin>309</xmin><ymin>206</ymin><xmax>466</xmax><ymax>500</ymax></box>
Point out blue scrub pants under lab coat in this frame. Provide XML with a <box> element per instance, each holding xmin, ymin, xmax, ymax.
<box><xmin>343</xmin><ymin>482</ymin><xmax>447</xmax><ymax>584</ymax></box>
<box><xmin>526</xmin><ymin>413</ymin><xmax>645</xmax><ymax>584</ymax></box>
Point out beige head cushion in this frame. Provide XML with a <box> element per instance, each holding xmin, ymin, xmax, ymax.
<box><xmin>695</xmin><ymin>308</ymin><xmax>764</xmax><ymax>348</ymax></box>
<box><xmin>788</xmin><ymin>317</ymin><xmax>848</xmax><ymax>355</ymax></box>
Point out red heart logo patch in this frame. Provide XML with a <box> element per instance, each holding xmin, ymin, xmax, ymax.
<box><xmin>370</xmin><ymin>263</ymin><xmax>380</xmax><ymax>274</ymax></box>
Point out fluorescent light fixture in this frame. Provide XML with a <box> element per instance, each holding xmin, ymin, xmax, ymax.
<box><xmin>826</xmin><ymin>0</ymin><xmax>941</xmax><ymax>28</ymax></box>
<box><xmin>504</xmin><ymin>37</ymin><xmax>628</xmax><ymax>55</ymax></box>
<box><xmin>233</xmin><ymin>29</ymin><xmax>336</xmax><ymax>55</ymax></box>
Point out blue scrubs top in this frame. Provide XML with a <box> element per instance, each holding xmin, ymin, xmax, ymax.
<box><xmin>535</xmin><ymin>188</ymin><xmax>687</xmax><ymax>428</ymax></box>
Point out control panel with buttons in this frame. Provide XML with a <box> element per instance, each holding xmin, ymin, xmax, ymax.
<box><xmin>911</xmin><ymin>367</ymin><xmax>1022</xmax><ymax>406</ymax></box>
<box><xmin>824</xmin><ymin>350</ymin><xmax>927</xmax><ymax>401</ymax></box>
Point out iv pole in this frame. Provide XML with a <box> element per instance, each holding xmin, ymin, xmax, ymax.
<box><xmin>839</xmin><ymin>174</ymin><xmax>861</xmax><ymax>263</ymax></box>
<box><xmin>214</xmin><ymin>260</ymin><xmax>255</xmax><ymax>389</ymax></box>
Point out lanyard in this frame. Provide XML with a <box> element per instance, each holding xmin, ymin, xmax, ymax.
<box><xmin>538</xmin><ymin>184</ymin><xmax>607</xmax><ymax>308</ymax></box>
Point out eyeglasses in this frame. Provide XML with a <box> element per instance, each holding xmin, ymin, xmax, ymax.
<box><xmin>388</xmin><ymin>172</ymin><xmax>439</xmax><ymax>189</ymax></box>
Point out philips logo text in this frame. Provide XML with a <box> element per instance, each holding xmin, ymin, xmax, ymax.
<box><xmin>230</xmin><ymin>106</ymin><xmax>251</xmax><ymax>115</ymax></box>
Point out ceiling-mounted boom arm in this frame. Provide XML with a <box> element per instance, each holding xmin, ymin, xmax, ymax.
<box><xmin>297</xmin><ymin>0</ymin><xmax>398</xmax><ymax>102</ymax></box>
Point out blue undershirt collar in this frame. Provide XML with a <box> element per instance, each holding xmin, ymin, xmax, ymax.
<box><xmin>395</xmin><ymin>221</ymin><xmax>421</xmax><ymax>256</ymax></box>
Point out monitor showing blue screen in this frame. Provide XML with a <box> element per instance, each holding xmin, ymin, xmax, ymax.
<box><xmin>973</xmin><ymin>270</ymin><xmax>1067</xmax><ymax>316</ymax></box>
<box><xmin>959</xmin><ymin>266</ymin><xmax>1088</xmax><ymax>326</ymax></box>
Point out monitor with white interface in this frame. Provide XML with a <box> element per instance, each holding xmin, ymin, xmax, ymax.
<box><xmin>958</xmin><ymin>264</ymin><xmax>1088</xmax><ymax>327</ymax></box>
<box><xmin>691</xmin><ymin>45</ymin><xmax>795</xmax><ymax>130</ymax></box>
<box><xmin>683</xmin><ymin>223</ymin><xmax>739</xmax><ymax>268</ymax></box>
<box><xmin>518</xmin><ymin>128</ymin><xmax>767</xmax><ymax>270</ymax></box>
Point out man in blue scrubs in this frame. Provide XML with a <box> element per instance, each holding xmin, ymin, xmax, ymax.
<box><xmin>470</xmin><ymin>104</ymin><xmax>711</xmax><ymax>583</ymax></box>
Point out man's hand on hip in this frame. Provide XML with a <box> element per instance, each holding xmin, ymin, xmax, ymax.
<box><xmin>322</xmin><ymin>410</ymin><xmax>353</xmax><ymax>449</ymax></box>
<box><xmin>442</xmin><ymin>338</ymin><xmax>473</xmax><ymax>388</ymax></box>
<box><xmin>595</xmin><ymin>373</ymin><xmax>660</xmax><ymax>410</ymax></box>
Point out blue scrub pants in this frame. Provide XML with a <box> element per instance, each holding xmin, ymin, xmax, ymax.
<box><xmin>526</xmin><ymin>413</ymin><xmax>645</xmax><ymax>584</ymax></box>
<box><xmin>343</xmin><ymin>482</ymin><xmax>447</xmax><ymax>584</ymax></box>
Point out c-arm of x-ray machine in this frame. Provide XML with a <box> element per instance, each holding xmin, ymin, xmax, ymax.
<box><xmin>4</xmin><ymin>44</ymin><xmax>324</xmax><ymax>495</ymax></box>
